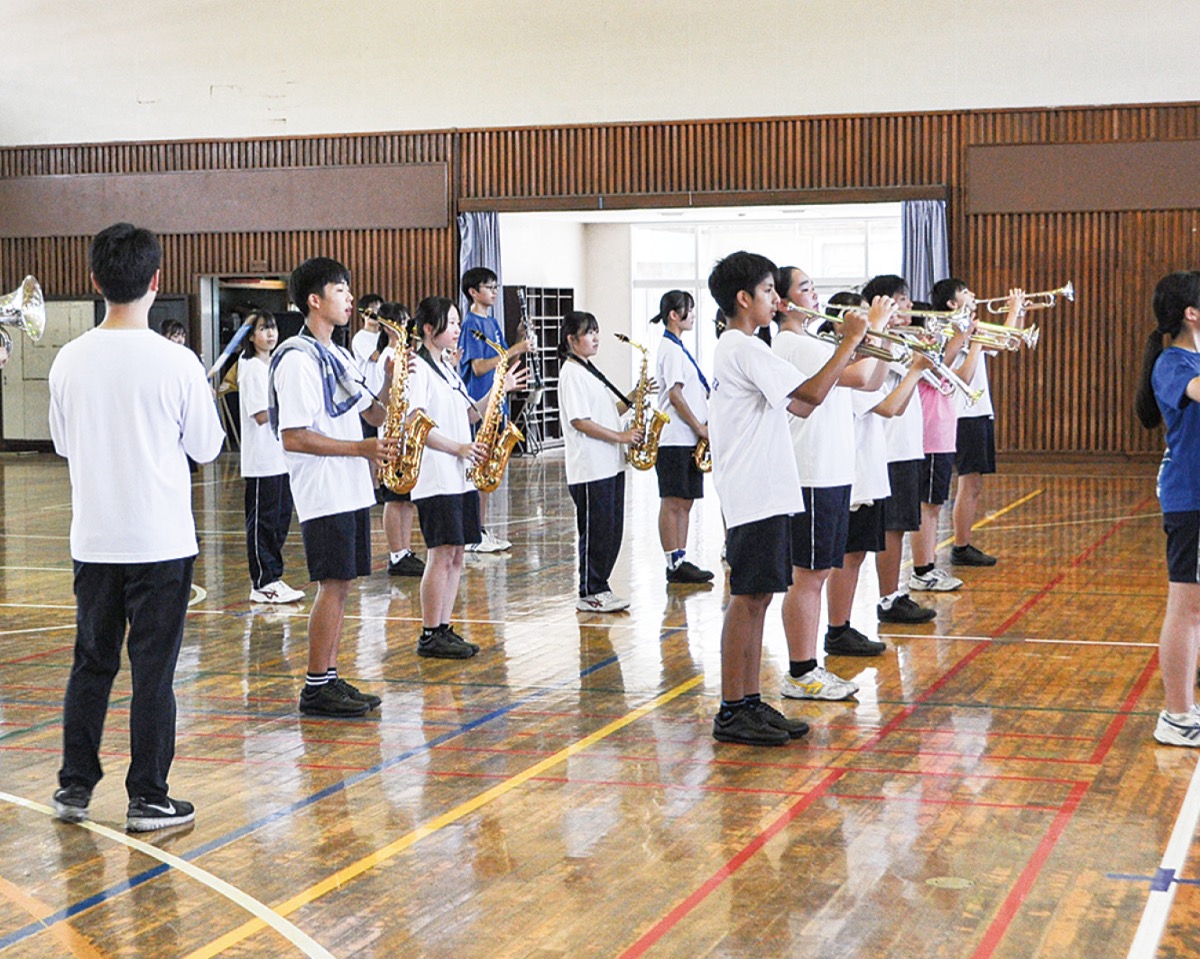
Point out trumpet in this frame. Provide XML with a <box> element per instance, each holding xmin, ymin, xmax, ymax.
<box><xmin>970</xmin><ymin>320</ymin><xmax>1040</xmax><ymax>351</ymax></box>
<box><xmin>786</xmin><ymin>304</ymin><xmax>911</xmax><ymax>364</ymax></box>
<box><xmin>976</xmin><ymin>282</ymin><xmax>1074</xmax><ymax>314</ymax></box>
<box><xmin>897</xmin><ymin>306</ymin><xmax>973</xmax><ymax>331</ymax></box>
<box><xmin>905</xmin><ymin>344</ymin><xmax>984</xmax><ymax>405</ymax></box>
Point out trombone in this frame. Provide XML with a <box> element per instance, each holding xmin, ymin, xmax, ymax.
<box><xmin>786</xmin><ymin>304</ymin><xmax>911</xmax><ymax>364</ymax></box>
<box><xmin>976</xmin><ymin>281</ymin><xmax>1074</xmax><ymax>314</ymax></box>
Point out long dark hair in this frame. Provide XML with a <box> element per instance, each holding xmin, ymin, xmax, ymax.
<box><xmin>1135</xmin><ymin>271</ymin><xmax>1200</xmax><ymax>429</ymax></box>
<box><xmin>414</xmin><ymin>296</ymin><xmax>457</xmax><ymax>343</ymax></box>
<box><xmin>650</xmin><ymin>290</ymin><xmax>694</xmax><ymax>325</ymax></box>
<box><xmin>239</xmin><ymin>309</ymin><xmax>276</xmax><ymax>359</ymax></box>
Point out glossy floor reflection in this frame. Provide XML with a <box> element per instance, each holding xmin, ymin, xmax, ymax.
<box><xmin>0</xmin><ymin>451</ymin><xmax>1193</xmax><ymax>958</ymax></box>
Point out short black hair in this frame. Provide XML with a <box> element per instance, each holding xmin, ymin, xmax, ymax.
<box><xmin>557</xmin><ymin>311</ymin><xmax>600</xmax><ymax>359</ymax></box>
<box><xmin>89</xmin><ymin>222</ymin><xmax>161</xmax><ymax>304</ymax></box>
<box><xmin>289</xmin><ymin>257</ymin><xmax>351</xmax><ymax>317</ymax></box>
<box><xmin>707</xmin><ymin>251</ymin><xmax>777</xmax><ymax>318</ymax></box>
<box><xmin>160</xmin><ymin>319</ymin><xmax>186</xmax><ymax>340</ymax></box>
<box><xmin>930</xmin><ymin>278</ymin><xmax>968</xmax><ymax>313</ymax></box>
<box><xmin>358</xmin><ymin>292</ymin><xmax>383</xmax><ymax>312</ymax></box>
<box><xmin>461</xmin><ymin>267</ymin><xmax>498</xmax><ymax>301</ymax></box>
<box><xmin>862</xmin><ymin>274</ymin><xmax>909</xmax><ymax>302</ymax></box>
<box><xmin>827</xmin><ymin>291</ymin><xmax>867</xmax><ymax>314</ymax></box>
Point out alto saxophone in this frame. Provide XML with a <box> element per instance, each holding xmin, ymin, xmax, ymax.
<box><xmin>375</xmin><ymin>314</ymin><xmax>436</xmax><ymax>495</ymax></box>
<box><xmin>692</xmin><ymin>438</ymin><xmax>711</xmax><ymax>473</ymax></box>
<box><xmin>467</xmin><ymin>330</ymin><xmax>524</xmax><ymax>493</ymax></box>
<box><xmin>614</xmin><ymin>333</ymin><xmax>669</xmax><ymax>470</ymax></box>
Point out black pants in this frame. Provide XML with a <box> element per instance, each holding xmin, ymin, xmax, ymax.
<box><xmin>244</xmin><ymin>474</ymin><xmax>293</xmax><ymax>590</ymax></box>
<box><xmin>568</xmin><ymin>472</ymin><xmax>625</xmax><ymax>597</ymax></box>
<box><xmin>59</xmin><ymin>557</ymin><xmax>194</xmax><ymax>802</ymax></box>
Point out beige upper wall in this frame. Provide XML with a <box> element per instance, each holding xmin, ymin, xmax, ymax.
<box><xmin>6</xmin><ymin>0</ymin><xmax>1199</xmax><ymax>147</ymax></box>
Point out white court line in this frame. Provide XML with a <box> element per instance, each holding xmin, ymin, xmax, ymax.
<box><xmin>981</xmin><ymin>512</ymin><xmax>1159</xmax><ymax>533</ymax></box>
<box><xmin>0</xmin><ymin>625</ymin><xmax>74</xmax><ymax>638</ymax></box>
<box><xmin>0</xmin><ymin>790</ymin><xmax>334</xmax><ymax>959</ymax></box>
<box><xmin>1126</xmin><ymin>756</ymin><xmax>1200</xmax><ymax>958</ymax></box>
<box><xmin>0</xmin><ymin>566</ymin><xmax>72</xmax><ymax>573</ymax></box>
<box><xmin>880</xmin><ymin>633</ymin><xmax>1158</xmax><ymax>648</ymax></box>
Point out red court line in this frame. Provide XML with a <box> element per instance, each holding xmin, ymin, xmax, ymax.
<box><xmin>969</xmin><ymin>781</ymin><xmax>1090</xmax><ymax>959</ymax></box>
<box><xmin>1</xmin><ymin>645</ymin><xmax>74</xmax><ymax>665</ymax></box>
<box><xmin>618</xmin><ymin>493</ymin><xmax>1154</xmax><ymax>958</ymax></box>
<box><xmin>1088</xmin><ymin>651</ymin><xmax>1160</xmax><ymax>765</ymax></box>
<box><xmin>616</xmin><ymin>769</ymin><xmax>848</xmax><ymax>959</ymax></box>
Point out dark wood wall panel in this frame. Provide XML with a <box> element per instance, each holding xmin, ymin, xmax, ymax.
<box><xmin>5</xmin><ymin>104</ymin><xmax>1200</xmax><ymax>453</ymax></box>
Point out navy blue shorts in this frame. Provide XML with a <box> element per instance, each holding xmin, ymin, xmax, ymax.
<box><xmin>381</xmin><ymin>487</ymin><xmax>413</xmax><ymax>504</ymax></box>
<box><xmin>416</xmin><ymin>491</ymin><xmax>482</xmax><ymax>549</ymax></box>
<box><xmin>919</xmin><ymin>452</ymin><xmax>955</xmax><ymax>506</ymax></box>
<box><xmin>655</xmin><ymin>445</ymin><xmax>705</xmax><ymax>500</ymax></box>
<box><xmin>301</xmin><ymin>507</ymin><xmax>372</xmax><ymax>582</ymax></box>
<box><xmin>955</xmin><ymin>416</ymin><xmax>996</xmax><ymax>476</ymax></box>
<box><xmin>726</xmin><ymin>514</ymin><xmax>792</xmax><ymax>595</ymax></box>
<box><xmin>884</xmin><ymin>459</ymin><xmax>922</xmax><ymax>531</ymax></box>
<box><xmin>790</xmin><ymin>486</ymin><xmax>851</xmax><ymax>570</ymax></box>
<box><xmin>845</xmin><ymin>499</ymin><xmax>887</xmax><ymax>554</ymax></box>
<box><xmin>1165</xmin><ymin>511</ymin><xmax>1200</xmax><ymax>584</ymax></box>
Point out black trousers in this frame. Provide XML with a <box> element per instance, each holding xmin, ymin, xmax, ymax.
<box><xmin>244</xmin><ymin>474</ymin><xmax>294</xmax><ymax>590</ymax></box>
<box><xmin>59</xmin><ymin>557</ymin><xmax>194</xmax><ymax>802</ymax></box>
<box><xmin>568</xmin><ymin>472</ymin><xmax>625</xmax><ymax>598</ymax></box>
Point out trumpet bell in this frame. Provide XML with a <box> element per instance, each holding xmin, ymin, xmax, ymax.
<box><xmin>0</xmin><ymin>276</ymin><xmax>46</xmax><ymax>343</ymax></box>
<box><xmin>1060</xmin><ymin>281</ymin><xmax>1075</xmax><ymax>303</ymax></box>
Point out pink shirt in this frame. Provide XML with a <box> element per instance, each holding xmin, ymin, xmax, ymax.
<box><xmin>917</xmin><ymin>379</ymin><xmax>957</xmax><ymax>454</ymax></box>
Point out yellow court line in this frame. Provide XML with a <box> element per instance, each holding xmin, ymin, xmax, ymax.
<box><xmin>184</xmin><ymin>674</ymin><xmax>706</xmax><ymax>959</ymax></box>
<box><xmin>0</xmin><ymin>791</ymin><xmax>335</xmax><ymax>959</ymax></box>
<box><xmin>926</xmin><ymin>492</ymin><xmax>1041</xmax><ymax>559</ymax></box>
<box><xmin>0</xmin><ymin>873</ymin><xmax>109</xmax><ymax>959</ymax></box>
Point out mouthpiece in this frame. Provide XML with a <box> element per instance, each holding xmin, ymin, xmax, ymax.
<box><xmin>613</xmin><ymin>332</ymin><xmax>631</xmax><ymax>343</ymax></box>
<box><xmin>471</xmin><ymin>330</ymin><xmax>486</xmax><ymax>341</ymax></box>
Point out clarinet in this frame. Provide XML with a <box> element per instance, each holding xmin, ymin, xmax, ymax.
<box><xmin>516</xmin><ymin>287</ymin><xmax>545</xmax><ymax>408</ymax></box>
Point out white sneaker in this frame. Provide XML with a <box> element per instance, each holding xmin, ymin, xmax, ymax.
<box><xmin>484</xmin><ymin>529</ymin><xmax>512</xmax><ymax>551</ymax></box>
<box><xmin>249</xmin><ymin>581</ymin><xmax>305</xmax><ymax>604</ymax></box>
<box><xmin>908</xmin><ymin>567</ymin><xmax>964</xmax><ymax>592</ymax></box>
<box><xmin>1155</xmin><ymin>710</ymin><xmax>1200</xmax><ymax>747</ymax></box>
<box><xmin>576</xmin><ymin>591</ymin><xmax>630</xmax><ymax>613</ymax></box>
<box><xmin>781</xmin><ymin>667</ymin><xmax>858</xmax><ymax>701</ymax></box>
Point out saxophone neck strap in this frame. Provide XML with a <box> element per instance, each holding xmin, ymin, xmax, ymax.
<box><xmin>568</xmin><ymin>353</ymin><xmax>631</xmax><ymax>406</ymax></box>
<box><xmin>418</xmin><ymin>344</ymin><xmax>476</xmax><ymax>408</ymax></box>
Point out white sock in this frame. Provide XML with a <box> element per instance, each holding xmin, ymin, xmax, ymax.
<box><xmin>390</xmin><ymin>550</ymin><xmax>410</xmax><ymax>563</ymax></box>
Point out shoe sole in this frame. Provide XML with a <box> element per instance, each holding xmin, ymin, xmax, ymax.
<box><xmin>126</xmin><ymin>814</ymin><xmax>195</xmax><ymax>832</ymax></box>
<box><xmin>878</xmin><ymin>611</ymin><xmax>937</xmax><ymax>624</ymax></box>
<box><xmin>1154</xmin><ymin>730</ymin><xmax>1200</xmax><ymax>747</ymax></box>
<box><xmin>299</xmin><ymin>703</ymin><xmax>370</xmax><ymax>716</ymax></box>
<box><xmin>712</xmin><ymin>730</ymin><xmax>789</xmax><ymax>746</ymax></box>
<box><xmin>824</xmin><ymin>644</ymin><xmax>887</xmax><ymax>657</ymax></box>
<box><xmin>781</xmin><ymin>683</ymin><xmax>857</xmax><ymax>701</ymax></box>
<box><xmin>951</xmin><ymin>559</ymin><xmax>997</xmax><ymax>567</ymax></box>
<box><xmin>54</xmin><ymin>804</ymin><xmax>88</xmax><ymax>823</ymax></box>
<box><xmin>417</xmin><ymin>646</ymin><xmax>477</xmax><ymax>659</ymax></box>
<box><xmin>909</xmin><ymin>583</ymin><xmax>963</xmax><ymax>592</ymax></box>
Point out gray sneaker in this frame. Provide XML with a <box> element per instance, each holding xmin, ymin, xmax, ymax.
<box><xmin>126</xmin><ymin>796</ymin><xmax>195</xmax><ymax>832</ymax></box>
<box><xmin>53</xmin><ymin>784</ymin><xmax>91</xmax><ymax>823</ymax></box>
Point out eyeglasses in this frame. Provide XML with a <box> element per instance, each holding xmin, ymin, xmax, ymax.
<box><xmin>479</xmin><ymin>284</ymin><xmax>499</xmax><ymax>292</ymax></box>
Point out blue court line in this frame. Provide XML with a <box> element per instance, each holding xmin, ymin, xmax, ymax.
<box><xmin>1106</xmin><ymin>871</ymin><xmax>1200</xmax><ymax>889</ymax></box>
<box><xmin>0</xmin><ymin>647</ymin><xmax>691</xmax><ymax>950</ymax></box>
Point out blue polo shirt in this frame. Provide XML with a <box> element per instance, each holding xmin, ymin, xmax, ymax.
<box><xmin>1153</xmin><ymin>346</ymin><xmax>1200</xmax><ymax>512</ymax></box>
<box><xmin>458</xmin><ymin>311</ymin><xmax>507</xmax><ymax>403</ymax></box>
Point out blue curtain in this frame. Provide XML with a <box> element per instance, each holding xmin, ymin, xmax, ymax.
<box><xmin>901</xmin><ymin>200</ymin><xmax>949</xmax><ymax>302</ymax></box>
<box><xmin>458</xmin><ymin>211</ymin><xmax>504</xmax><ymax>329</ymax></box>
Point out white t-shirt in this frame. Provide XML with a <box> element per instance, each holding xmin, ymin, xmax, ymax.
<box><xmin>352</xmin><ymin>329</ymin><xmax>387</xmax><ymax>394</ymax></box>
<box><xmin>272</xmin><ymin>342</ymin><xmax>376</xmax><ymax>522</ymax></box>
<box><xmin>881</xmin><ymin>362</ymin><xmax>925</xmax><ymax>463</ymax></box>
<box><xmin>709</xmin><ymin>329</ymin><xmax>805</xmax><ymax>529</ymax></box>
<box><xmin>238</xmin><ymin>355</ymin><xmax>287</xmax><ymax>477</ymax></box>
<box><xmin>655</xmin><ymin>332</ymin><xmax>708</xmax><ymax>447</ymax></box>
<box><xmin>954</xmin><ymin>350</ymin><xmax>995</xmax><ymax>419</ymax></box>
<box><xmin>559</xmin><ymin>357</ymin><xmax>624</xmax><ymax>485</ymax></box>
<box><xmin>850</xmin><ymin>385</ymin><xmax>891</xmax><ymax>506</ymax></box>
<box><xmin>408</xmin><ymin>351</ymin><xmax>473</xmax><ymax>500</ymax></box>
<box><xmin>48</xmin><ymin>328</ymin><xmax>225</xmax><ymax>563</ymax></box>
<box><xmin>772</xmin><ymin>330</ymin><xmax>855</xmax><ymax>488</ymax></box>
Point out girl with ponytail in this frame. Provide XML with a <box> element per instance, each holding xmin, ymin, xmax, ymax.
<box><xmin>1138</xmin><ymin>271</ymin><xmax>1200</xmax><ymax>746</ymax></box>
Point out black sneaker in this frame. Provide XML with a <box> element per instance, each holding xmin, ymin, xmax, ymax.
<box><xmin>667</xmin><ymin>560</ymin><xmax>715</xmax><ymax>585</ymax></box>
<box><xmin>52</xmin><ymin>784</ymin><xmax>91</xmax><ymax>823</ymax></box>
<box><xmin>417</xmin><ymin>628</ymin><xmax>478</xmax><ymax>659</ymax></box>
<box><xmin>126</xmin><ymin>796</ymin><xmax>195</xmax><ymax>832</ymax></box>
<box><xmin>299</xmin><ymin>681</ymin><xmax>370</xmax><ymax>717</ymax></box>
<box><xmin>388</xmin><ymin>553</ymin><xmax>426</xmax><ymax>577</ymax></box>
<box><xmin>877</xmin><ymin>593</ymin><xmax>937</xmax><ymax>624</ymax></box>
<box><xmin>951</xmin><ymin>544</ymin><xmax>998</xmax><ymax>567</ymax></box>
<box><xmin>825</xmin><ymin>626</ymin><xmax>887</xmax><ymax>657</ymax></box>
<box><xmin>748</xmin><ymin>700</ymin><xmax>810</xmax><ymax>739</ymax></box>
<box><xmin>712</xmin><ymin>707</ymin><xmax>790</xmax><ymax>746</ymax></box>
<box><xmin>335</xmin><ymin>678</ymin><xmax>382</xmax><ymax>709</ymax></box>
<box><xmin>442</xmin><ymin>625</ymin><xmax>480</xmax><ymax>653</ymax></box>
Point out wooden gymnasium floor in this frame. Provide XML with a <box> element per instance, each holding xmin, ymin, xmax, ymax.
<box><xmin>1</xmin><ymin>448</ymin><xmax>1199</xmax><ymax>959</ymax></box>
